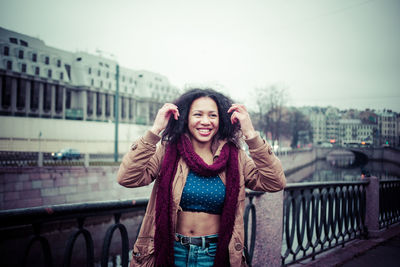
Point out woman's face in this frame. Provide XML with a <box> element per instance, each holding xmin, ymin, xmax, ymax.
<box><xmin>187</xmin><ymin>97</ymin><xmax>219</xmax><ymax>146</ymax></box>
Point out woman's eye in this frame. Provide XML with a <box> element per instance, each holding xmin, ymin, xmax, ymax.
<box><xmin>210</xmin><ymin>114</ymin><xmax>218</xmax><ymax>118</ymax></box>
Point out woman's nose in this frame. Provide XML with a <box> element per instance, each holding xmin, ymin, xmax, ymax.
<box><xmin>200</xmin><ymin>115</ymin><xmax>210</xmax><ymax>124</ymax></box>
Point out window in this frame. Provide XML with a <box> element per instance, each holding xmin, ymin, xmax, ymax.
<box><xmin>100</xmin><ymin>81</ymin><xmax>103</xmax><ymax>88</ymax></box>
<box><xmin>105</xmin><ymin>94</ymin><xmax>110</xmax><ymax>116</ymax></box>
<box><xmin>21</xmin><ymin>63</ymin><xmax>27</xmax><ymax>73</ymax></box>
<box><xmin>9</xmin><ymin>37</ymin><xmax>18</xmax><ymax>44</ymax></box>
<box><xmin>106</xmin><ymin>72</ymin><xmax>109</xmax><ymax>78</ymax></box>
<box><xmin>98</xmin><ymin>70</ymin><xmax>101</xmax><ymax>76</ymax></box>
<box><xmin>2</xmin><ymin>77</ymin><xmax>12</xmax><ymax>108</ymax></box>
<box><xmin>87</xmin><ymin>92</ymin><xmax>93</xmax><ymax>115</ymax></box>
<box><xmin>17</xmin><ymin>79</ymin><xmax>26</xmax><ymax>109</ymax></box>
<box><xmin>30</xmin><ymin>81</ymin><xmax>39</xmax><ymax>110</ymax></box>
<box><xmin>99</xmin><ymin>62</ymin><xmax>103</xmax><ymax>66</ymax></box>
<box><xmin>109</xmin><ymin>82</ymin><xmax>112</xmax><ymax>89</ymax></box>
<box><xmin>20</xmin><ymin>40</ymin><xmax>28</xmax><ymax>47</ymax></box>
<box><xmin>88</xmin><ymin>67</ymin><xmax>91</xmax><ymax>74</ymax></box>
<box><xmin>48</xmin><ymin>69</ymin><xmax>52</xmax><ymax>78</ymax></box>
<box><xmin>96</xmin><ymin>92</ymin><xmax>102</xmax><ymax>116</ymax></box>
<box><xmin>43</xmin><ymin>84</ymin><xmax>51</xmax><ymax>112</ymax></box>
<box><xmin>121</xmin><ymin>97</ymin><xmax>126</xmax><ymax>118</ymax></box>
<box><xmin>45</xmin><ymin>56</ymin><xmax>49</xmax><ymax>65</ymax></box>
<box><xmin>66</xmin><ymin>89</ymin><xmax>71</xmax><ymax>109</ymax></box>
<box><xmin>4</xmin><ymin>46</ymin><xmax>9</xmax><ymax>56</ymax></box>
<box><xmin>91</xmin><ymin>79</ymin><xmax>94</xmax><ymax>86</ymax></box>
<box><xmin>55</xmin><ymin>86</ymin><xmax>63</xmax><ymax>113</ymax></box>
<box><xmin>35</xmin><ymin>67</ymin><xmax>40</xmax><ymax>75</ymax></box>
<box><xmin>6</xmin><ymin>60</ymin><xmax>12</xmax><ymax>70</ymax></box>
<box><xmin>57</xmin><ymin>59</ymin><xmax>61</xmax><ymax>67</ymax></box>
<box><xmin>60</xmin><ymin>72</ymin><xmax>64</xmax><ymax>80</ymax></box>
<box><xmin>32</xmin><ymin>53</ymin><xmax>37</xmax><ymax>62</ymax></box>
<box><xmin>18</xmin><ymin>50</ymin><xmax>24</xmax><ymax>59</ymax></box>
<box><xmin>129</xmin><ymin>98</ymin><xmax>134</xmax><ymax>119</ymax></box>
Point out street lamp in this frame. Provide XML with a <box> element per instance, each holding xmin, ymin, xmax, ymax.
<box><xmin>114</xmin><ymin>64</ymin><xmax>119</xmax><ymax>162</ymax></box>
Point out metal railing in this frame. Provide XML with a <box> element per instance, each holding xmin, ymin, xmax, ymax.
<box><xmin>0</xmin><ymin>200</ymin><xmax>147</xmax><ymax>267</ymax></box>
<box><xmin>282</xmin><ymin>181</ymin><xmax>369</xmax><ymax>265</ymax></box>
<box><xmin>2</xmin><ymin>179</ymin><xmax>395</xmax><ymax>266</ymax></box>
<box><xmin>379</xmin><ymin>179</ymin><xmax>400</xmax><ymax>228</ymax></box>
<box><xmin>0</xmin><ymin>193</ymin><xmax>261</xmax><ymax>267</ymax></box>
<box><xmin>0</xmin><ymin>151</ymin><xmax>124</xmax><ymax>167</ymax></box>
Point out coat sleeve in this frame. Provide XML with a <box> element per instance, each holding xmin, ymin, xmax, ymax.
<box><xmin>241</xmin><ymin>133</ymin><xmax>286</xmax><ymax>192</ymax></box>
<box><xmin>117</xmin><ymin>130</ymin><xmax>165</xmax><ymax>188</ymax></box>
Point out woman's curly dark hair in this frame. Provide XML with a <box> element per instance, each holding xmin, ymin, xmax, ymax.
<box><xmin>161</xmin><ymin>88</ymin><xmax>242</xmax><ymax>147</ymax></box>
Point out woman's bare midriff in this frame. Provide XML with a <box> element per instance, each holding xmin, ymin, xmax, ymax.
<box><xmin>177</xmin><ymin>210</ymin><xmax>220</xmax><ymax>236</ymax></box>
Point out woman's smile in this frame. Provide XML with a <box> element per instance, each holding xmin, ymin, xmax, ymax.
<box><xmin>188</xmin><ymin>97</ymin><xmax>219</xmax><ymax>146</ymax></box>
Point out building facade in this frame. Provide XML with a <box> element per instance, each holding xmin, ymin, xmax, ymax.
<box><xmin>377</xmin><ymin>110</ymin><xmax>398</xmax><ymax>147</ymax></box>
<box><xmin>337</xmin><ymin>119</ymin><xmax>375</xmax><ymax>147</ymax></box>
<box><xmin>0</xmin><ymin>27</ymin><xmax>179</xmax><ymax>126</ymax></box>
<box><xmin>307</xmin><ymin>107</ymin><xmax>397</xmax><ymax>148</ymax></box>
<box><xmin>309</xmin><ymin>108</ymin><xmax>326</xmax><ymax>144</ymax></box>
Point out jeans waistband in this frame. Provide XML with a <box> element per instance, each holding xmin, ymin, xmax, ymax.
<box><xmin>175</xmin><ymin>233</ymin><xmax>218</xmax><ymax>248</ymax></box>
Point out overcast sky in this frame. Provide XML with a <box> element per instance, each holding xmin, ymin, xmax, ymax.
<box><xmin>1</xmin><ymin>0</ymin><xmax>399</xmax><ymax>112</ymax></box>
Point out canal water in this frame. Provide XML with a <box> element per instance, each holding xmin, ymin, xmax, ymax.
<box><xmin>286</xmin><ymin>158</ymin><xmax>400</xmax><ymax>183</ymax></box>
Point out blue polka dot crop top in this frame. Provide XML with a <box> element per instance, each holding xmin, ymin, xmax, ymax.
<box><xmin>180</xmin><ymin>171</ymin><xmax>226</xmax><ymax>215</ymax></box>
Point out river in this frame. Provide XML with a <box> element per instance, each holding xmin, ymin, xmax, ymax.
<box><xmin>286</xmin><ymin>159</ymin><xmax>400</xmax><ymax>183</ymax></box>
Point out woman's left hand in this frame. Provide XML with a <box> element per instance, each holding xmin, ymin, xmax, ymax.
<box><xmin>227</xmin><ymin>104</ymin><xmax>257</xmax><ymax>139</ymax></box>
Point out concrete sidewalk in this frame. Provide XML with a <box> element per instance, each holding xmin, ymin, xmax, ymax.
<box><xmin>340</xmin><ymin>234</ymin><xmax>400</xmax><ymax>267</ymax></box>
<box><xmin>290</xmin><ymin>223</ymin><xmax>400</xmax><ymax>267</ymax></box>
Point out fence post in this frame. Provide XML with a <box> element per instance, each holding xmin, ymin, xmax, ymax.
<box><xmin>38</xmin><ymin>152</ymin><xmax>43</xmax><ymax>167</ymax></box>
<box><xmin>84</xmin><ymin>154</ymin><xmax>90</xmax><ymax>168</ymax></box>
<box><xmin>365</xmin><ymin>176</ymin><xmax>381</xmax><ymax>238</ymax></box>
<box><xmin>251</xmin><ymin>190</ymin><xmax>283</xmax><ymax>267</ymax></box>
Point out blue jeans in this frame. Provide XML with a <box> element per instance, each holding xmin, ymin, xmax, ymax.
<box><xmin>174</xmin><ymin>233</ymin><xmax>218</xmax><ymax>267</ymax></box>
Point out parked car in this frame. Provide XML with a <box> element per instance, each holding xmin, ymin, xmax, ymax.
<box><xmin>51</xmin><ymin>148</ymin><xmax>81</xmax><ymax>160</ymax></box>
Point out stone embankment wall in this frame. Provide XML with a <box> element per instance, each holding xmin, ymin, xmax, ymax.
<box><xmin>0</xmin><ymin>166</ymin><xmax>153</xmax><ymax>210</ymax></box>
<box><xmin>0</xmin><ymin>150</ymin><xmax>317</xmax><ymax>210</ymax></box>
<box><xmin>278</xmin><ymin>149</ymin><xmax>317</xmax><ymax>176</ymax></box>
<box><xmin>2</xmin><ymin>147</ymin><xmax>399</xmax><ymax>210</ymax></box>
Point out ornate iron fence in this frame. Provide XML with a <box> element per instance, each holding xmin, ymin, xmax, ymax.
<box><xmin>0</xmin><ymin>200</ymin><xmax>147</xmax><ymax>267</ymax></box>
<box><xmin>281</xmin><ymin>181</ymin><xmax>369</xmax><ymax>265</ymax></box>
<box><xmin>379</xmin><ymin>179</ymin><xmax>400</xmax><ymax>228</ymax></box>
<box><xmin>0</xmin><ymin>194</ymin><xmax>260</xmax><ymax>267</ymax></box>
<box><xmin>0</xmin><ymin>151</ymin><xmax>124</xmax><ymax>167</ymax></box>
<box><xmin>2</xmin><ymin>179</ymin><xmax>388</xmax><ymax>266</ymax></box>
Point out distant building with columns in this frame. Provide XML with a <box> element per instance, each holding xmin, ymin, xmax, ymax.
<box><xmin>0</xmin><ymin>27</ymin><xmax>179</xmax><ymax>152</ymax></box>
<box><xmin>0</xmin><ymin>26</ymin><xmax>179</xmax><ymax>123</ymax></box>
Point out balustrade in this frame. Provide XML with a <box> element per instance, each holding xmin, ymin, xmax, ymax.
<box><xmin>1</xmin><ymin>178</ymin><xmax>399</xmax><ymax>266</ymax></box>
<box><xmin>282</xmin><ymin>181</ymin><xmax>368</xmax><ymax>265</ymax></box>
<box><xmin>379</xmin><ymin>179</ymin><xmax>400</xmax><ymax>228</ymax></box>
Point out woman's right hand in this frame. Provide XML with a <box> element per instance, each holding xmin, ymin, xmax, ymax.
<box><xmin>150</xmin><ymin>103</ymin><xmax>180</xmax><ymax>135</ymax></box>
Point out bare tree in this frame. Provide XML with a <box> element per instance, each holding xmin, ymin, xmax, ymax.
<box><xmin>289</xmin><ymin>108</ymin><xmax>313</xmax><ymax>148</ymax></box>
<box><xmin>252</xmin><ymin>85</ymin><xmax>289</xmax><ymax>143</ymax></box>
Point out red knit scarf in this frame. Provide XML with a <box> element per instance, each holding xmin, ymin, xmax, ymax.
<box><xmin>154</xmin><ymin>135</ymin><xmax>240</xmax><ymax>266</ymax></box>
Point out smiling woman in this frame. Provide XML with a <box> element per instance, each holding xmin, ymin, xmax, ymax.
<box><xmin>187</xmin><ymin>97</ymin><xmax>220</xmax><ymax>153</ymax></box>
<box><xmin>117</xmin><ymin>88</ymin><xmax>286</xmax><ymax>267</ymax></box>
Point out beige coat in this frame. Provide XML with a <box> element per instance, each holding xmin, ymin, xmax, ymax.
<box><xmin>117</xmin><ymin>130</ymin><xmax>286</xmax><ymax>266</ymax></box>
